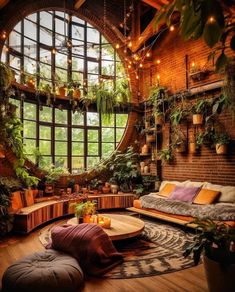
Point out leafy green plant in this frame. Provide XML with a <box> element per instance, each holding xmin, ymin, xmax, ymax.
<box><xmin>154</xmin><ymin>0</ymin><xmax>234</xmax><ymax>71</ymax></box>
<box><xmin>196</xmin><ymin>133</ymin><xmax>204</xmax><ymax>148</ymax></box>
<box><xmin>115</xmin><ymin>79</ymin><xmax>131</xmax><ymax>104</ymax></box>
<box><xmin>147</xmin><ymin>86</ymin><xmax>168</xmax><ymax>116</ymax></box>
<box><xmin>0</xmin><ymin>61</ymin><xmax>13</xmax><ymax>92</ymax></box>
<box><xmin>170</xmin><ymin>107</ymin><xmax>187</xmax><ymax>126</ymax></box>
<box><xmin>192</xmin><ymin>99</ymin><xmax>211</xmax><ymax>115</ymax></box>
<box><xmin>133</xmin><ymin>184</ymin><xmax>145</xmax><ymax>197</ymax></box>
<box><xmin>184</xmin><ymin>218</ymin><xmax>235</xmax><ymax>265</ymax></box>
<box><xmin>213</xmin><ymin>132</ymin><xmax>230</xmax><ymax>146</ymax></box>
<box><xmin>72</xmin><ymin>200</ymin><xmax>97</xmax><ymax>218</ymax></box>
<box><xmin>89</xmin><ymin>178</ymin><xmax>102</xmax><ymax>190</ymax></box>
<box><xmin>159</xmin><ymin>148</ymin><xmax>173</xmax><ymax>162</ymax></box>
<box><xmin>103</xmin><ymin>146</ymin><xmax>140</xmax><ymax>192</ymax></box>
<box><xmin>94</xmin><ymin>85</ymin><xmax>117</xmax><ymax>121</ymax></box>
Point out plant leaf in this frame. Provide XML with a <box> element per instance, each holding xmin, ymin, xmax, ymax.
<box><xmin>203</xmin><ymin>21</ymin><xmax>222</xmax><ymax>48</ymax></box>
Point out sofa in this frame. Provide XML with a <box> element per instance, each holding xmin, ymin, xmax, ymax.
<box><xmin>130</xmin><ymin>180</ymin><xmax>235</xmax><ymax>227</ymax></box>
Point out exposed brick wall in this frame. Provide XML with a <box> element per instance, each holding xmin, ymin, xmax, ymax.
<box><xmin>140</xmin><ymin>32</ymin><xmax>235</xmax><ymax>186</ymax></box>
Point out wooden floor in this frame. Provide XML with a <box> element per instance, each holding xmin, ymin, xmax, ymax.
<box><xmin>0</xmin><ymin>219</ymin><xmax>208</xmax><ymax>292</ymax></box>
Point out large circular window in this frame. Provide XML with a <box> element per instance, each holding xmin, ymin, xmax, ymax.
<box><xmin>1</xmin><ymin>10</ymin><xmax>129</xmax><ymax>173</ymax></box>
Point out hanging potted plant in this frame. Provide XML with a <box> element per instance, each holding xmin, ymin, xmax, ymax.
<box><xmin>94</xmin><ymin>85</ymin><xmax>117</xmax><ymax>121</ymax></box>
<box><xmin>192</xmin><ymin>98</ymin><xmax>211</xmax><ymax>125</ymax></box>
<box><xmin>184</xmin><ymin>219</ymin><xmax>235</xmax><ymax>292</ymax></box>
<box><xmin>145</xmin><ymin>128</ymin><xmax>156</xmax><ymax>143</ymax></box>
<box><xmin>213</xmin><ymin>132</ymin><xmax>230</xmax><ymax>155</ymax></box>
<box><xmin>147</xmin><ymin>86</ymin><xmax>167</xmax><ymax>126</ymax></box>
<box><xmin>158</xmin><ymin>147</ymin><xmax>173</xmax><ymax>164</ymax></box>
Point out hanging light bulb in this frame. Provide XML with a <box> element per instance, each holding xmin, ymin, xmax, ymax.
<box><xmin>115</xmin><ymin>43</ymin><xmax>120</xmax><ymax>49</ymax></box>
<box><xmin>52</xmin><ymin>48</ymin><xmax>57</xmax><ymax>54</ymax></box>
<box><xmin>208</xmin><ymin>16</ymin><xmax>215</xmax><ymax>23</ymax></box>
<box><xmin>169</xmin><ymin>25</ymin><xmax>175</xmax><ymax>32</ymax></box>
<box><xmin>146</xmin><ymin>52</ymin><xmax>151</xmax><ymax>57</ymax></box>
<box><xmin>156</xmin><ymin>59</ymin><xmax>161</xmax><ymax>64</ymax></box>
<box><xmin>128</xmin><ymin>64</ymin><xmax>131</xmax><ymax>69</ymax></box>
<box><xmin>128</xmin><ymin>41</ymin><xmax>132</xmax><ymax>48</ymax></box>
<box><xmin>139</xmin><ymin>63</ymin><xmax>143</xmax><ymax>68</ymax></box>
<box><xmin>157</xmin><ymin>74</ymin><xmax>160</xmax><ymax>80</ymax></box>
<box><xmin>136</xmin><ymin>75</ymin><xmax>139</xmax><ymax>80</ymax></box>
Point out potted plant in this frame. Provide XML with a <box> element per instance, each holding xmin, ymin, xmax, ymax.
<box><xmin>147</xmin><ymin>86</ymin><xmax>167</xmax><ymax>126</ymax></box>
<box><xmin>192</xmin><ymin>99</ymin><xmax>211</xmax><ymax>125</ymax></box>
<box><xmin>184</xmin><ymin>218</ymin><xmax>235</xmax><ymax>292</ymax></box>
<box><xmin>72</xmin><ymin>200</ymin><xmax>97</xmax><ymax>223</ymax></box>
<box><xmin>144</xmin><ymin>128</ymin><xmax>156</xmax><ymax>143</ymax></box>
<box><xmin>213</xmin><ymin>132</ymin><xmax>230</xmax><ymax>155</ymax></box>
<box><xmin>89</xmin><ymin>178</ymin><xmax>102</xmax><ymax>195</ymax></box>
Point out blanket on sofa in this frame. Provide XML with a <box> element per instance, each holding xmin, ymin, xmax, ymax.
<box><xmin>46</xmin><ymin>223</ymin><xmax>123</xmax><ymax>276</ymax></box>
<box><xmin>140</xmin><ymin>194</ymin><xmax>235</xmax><ymax>221</ymax></box>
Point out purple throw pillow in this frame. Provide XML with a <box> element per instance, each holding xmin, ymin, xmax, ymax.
<box><xmin>169</xmin><ymin>186</ymin><xmax>201</xmax><ymax>203</ymax></box>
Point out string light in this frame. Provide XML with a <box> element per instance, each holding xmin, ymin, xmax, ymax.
<box><xmin>135</xmin><ymin>75</ymin><xmax>139</xmax><ymax>80</ymax></box>
<box><xmin>156</xmin><ymin>59</ymin><xmax>161</xmax><ymax>64</ymax></box>
<box><xmin>208</xmin><ymin>16</ymin><xmax>215</xmax><ymax>23</ymax></box>
<box><xmin>128</xmin><ymin>64</ymin><xmax>131</xmax><ymax>69</ymax></box>
<box><xmin>157</xmin><ymin>74</ymin><xmax>160</xmax><ymax>80</ymax></box>
<box><xmin>146</xmin><ymin>52</ymin><xmax>151</xmax><ymax>57</ymax></box>
<box><xmin>128</xmin><ymin>41</ymin><xmax>132</xmax><ymax>48</ymax></box>
<box><xmin>191</xmin><ymin>61</ymin><xmax>195</xmax><ymax>67</ymax></box>
<box><xmin>139</xmin><ymin>63</ymin><xmax>143</xmax><ymax>68</ymax></box>
<box><xmin>115</xmin><ymin>43</ymin><xmax>120</xmax><ymax>49</ymax></box>
<box><xmin>169</xmin><ymin>25</ymin><xmax>175</xmax><ymax>32</ymax></box>
<box><xmin>52</xmin><ymin>48</ymin><xmax>57</xmax><ymax>54</ymax></box>
<box><xmin>1</xmin><ymin>31</ymin><xmax>6</xmax><ymax>39</ymax></box>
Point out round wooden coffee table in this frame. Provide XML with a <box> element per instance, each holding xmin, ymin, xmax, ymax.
<box><xmin>67</xmin><ymin>214</ymin><xmax>145</xmax><ymax>241</ymax></box>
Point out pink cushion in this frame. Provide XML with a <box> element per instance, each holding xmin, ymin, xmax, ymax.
<box><xmin>169</xmin><ymin>186</ymin><xmax>201</xmax><ymax>203</ymax></box>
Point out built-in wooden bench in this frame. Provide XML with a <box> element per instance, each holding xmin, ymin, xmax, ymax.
<box><xmin>14</xmin><ymin>193</ymin><xmax>135</xmax><ymax>233</ymax></box>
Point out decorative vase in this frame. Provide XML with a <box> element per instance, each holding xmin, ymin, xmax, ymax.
<box><xmin>141</xmin><ymin>144</ymin><xmax>149</xmax><ymax>154</ymax></box>
<box><xmin>143</xmin><ymin>165</ymin><xmax>149</xmax><ymax>174</ymax></box>
<box><xmin>154</xmin><ymin>113</ymin><xmax>164</xmax><ymax>125</ymax></box>
<box><xmin>216</xmin><ymin>144</ymin><xmax>227</xmax><ymax>155</ymax></box>
<box><xmin>110</xmin><ymin>184</ymin><xmax>118</xmax><ymax>194</ymax></box>
<box><xmin>193</xmin><ymin>114</ymin><xmax>203</xmax><ymax>125</ymax></box>
<box><xmin>102</xmin><ymin>182</ymin><xmax>110</xmax><ymax>194</ymax></box>
<box><xmin>203</xmin><ymin>255</ymin><xmax>235</xmax><ymax>292</ymax></box>
<box><xmin>83</xmin><ymin>214</ymin><xmax>91</xmax><ymax>223</ymax></box>
<box><xmin>58</xmin><ymin>86</ymin><xmax>66</xmax><ymax>97</ymax></box>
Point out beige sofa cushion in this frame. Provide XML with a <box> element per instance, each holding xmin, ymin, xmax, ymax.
<box><xmin>184</xmin><ymin>181</ymin><xmax>205</xmax><ymax>188</ymax></box>
<box><xmin>203</xmin><ymin>182</ymin><xmax>235</xmax><ymax>203</ymax></box>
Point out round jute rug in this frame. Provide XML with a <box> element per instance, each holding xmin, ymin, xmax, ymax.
<box><xmin>39</xmin><ymin>217</ymin><xmax>195</xmax><ymax>279</ymax></box>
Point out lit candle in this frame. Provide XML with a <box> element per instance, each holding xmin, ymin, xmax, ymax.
<box><xmin>103</xmin><ymin>217</ymin><xmax>111</xmax><ymax>229</ymax></box>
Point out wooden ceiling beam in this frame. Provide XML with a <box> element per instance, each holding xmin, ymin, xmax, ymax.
<box><xmin>132</xmin><ymin>12</ymin><xmax>161</xmax><ymax>52</ymax></box>
<box><xmin>0</xmin><ymin>0</ymin><xmax>9</xmax><ymax>10</ymax></box>
<box><xmin>74</xmin><ymin>0</ymin><xmax>86</xmax><ymax>10</ymax></box>
<box><xmin>141</xmin><ymin>0</ymin><xmax>161</xmax><ymax>10</ymax></box>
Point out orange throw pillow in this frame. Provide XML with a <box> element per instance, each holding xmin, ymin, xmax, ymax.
<box><xmin>159</xmin><ymin>183</ymin><xmax>176</xmax><ymax>197</ymax></box>
<box><xmin>193</xmin><ymin>189</ymin><xmax>220</xmax><ymax>205</ymax></box>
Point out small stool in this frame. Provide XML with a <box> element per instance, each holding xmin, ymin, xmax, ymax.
<box><xmin>2</xmin><ymin>249</ymin><xmax>84</xmax><ymax>292</ymax></box>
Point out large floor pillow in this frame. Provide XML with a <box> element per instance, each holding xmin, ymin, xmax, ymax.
<box><xmin>2</xmin><ymin>249</ymin><xmax>84</xmax><ymax>292</ymax></box>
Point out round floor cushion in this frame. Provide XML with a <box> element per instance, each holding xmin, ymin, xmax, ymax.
<box><xmin>2</xmin><ymin>249</ymin><xmax>84</xmax><ymax>292</ymax></box>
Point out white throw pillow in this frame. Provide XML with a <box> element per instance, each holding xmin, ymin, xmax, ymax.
<box><xmin>203</xmin><ymin>182</ymin><xmax>235</xmax><ymax>203</ymax></box>
<box><xmin>184</xmin><ymin>181</ymin><xmax>205</xmax><ymax>188</ymax></box>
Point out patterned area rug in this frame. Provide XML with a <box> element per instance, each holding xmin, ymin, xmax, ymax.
<box><xmin>39</xmin><ymin>217</ymin><xmax>195</xmax><ymax>279</ymax></box>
